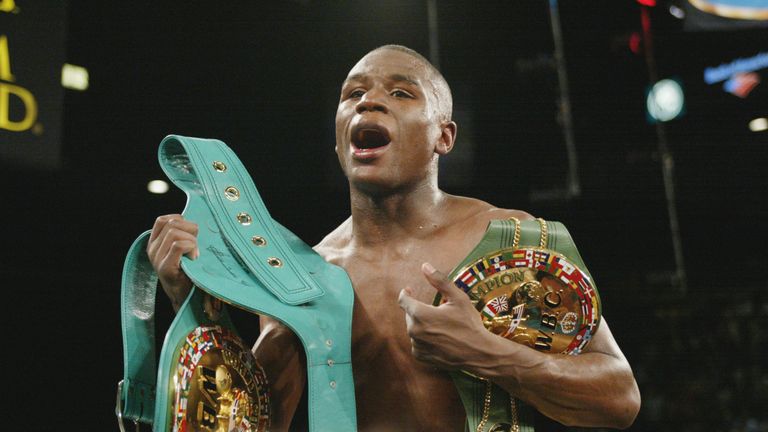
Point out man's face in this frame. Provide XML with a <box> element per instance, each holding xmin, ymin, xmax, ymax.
<box><xmin>335</xmin><ymin>49</ymin><xmax>447</xmax><ymax>193</ymax></box>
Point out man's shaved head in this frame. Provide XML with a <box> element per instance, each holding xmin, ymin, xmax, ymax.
<box><xmin>366</xmin><ymin>44</ymin><xmax>453</xmax><ymax>122</ymax></box>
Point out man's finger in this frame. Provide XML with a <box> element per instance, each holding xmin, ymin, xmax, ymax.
<box><xmin>149</xmin><ymin>218</ymin><xmax>199</xmax><ymax>260</ymax></box>
<box><xmin>148</xmin><ymin>215</ymin><xmax>184</xmax><ymax>258</ymax></box>
<box><xmin>398</xmin><ymin>287</ymin><xmax>428</xmax><ymax>317</ymax></box>
<box><xmin>421</xmin><ymin>262</ymin><xmax>464</xmax><ymax>302</ymax></box>
<box><xmin>156</xmin><ymin>229</ymin><xmax>199</xmax><ymax>266</ymax></box>
<box><xmin>161</xmin><ymin>239</ymin><xmax>198</xmax><ymax>273</ymax></box>
<box><xmin>149</xmin><ymin>214</ymin><xmax>183</xmax><ymax>243</ymax></box>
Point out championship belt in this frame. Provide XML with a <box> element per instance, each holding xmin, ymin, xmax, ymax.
<box><xmin>435</xmin><ymin>217</ymin><xmax>601</xmax><ymax>432</ymax></box>
<box><xmin>118</xmin><ymin>136</ymin><xmax>358</xmax><ymax>431</ymax></box>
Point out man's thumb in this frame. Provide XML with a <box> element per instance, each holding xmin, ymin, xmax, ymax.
<box><xmin>421</xmin><ymin>262</ymin><xmax>462</xmax><ymax>301</ymax></box>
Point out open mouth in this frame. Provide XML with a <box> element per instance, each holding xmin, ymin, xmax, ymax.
<box><xmin>351</xmin><ymin>124</ymin><xmax>391</xmax><ymax>150</ymax></box>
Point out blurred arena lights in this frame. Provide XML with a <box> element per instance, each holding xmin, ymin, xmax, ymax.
<box><xmin>723</xmin><ymin>72</ymin><xmax>760</xmax><ymax>98</ymax></box>
<box><xmin>61</xmin><ymin>63</ymin><xmax>89</xmax><ymax>91</ymax></box>
<box><xmin>749</xmin><ymin>117</ymin><xmax>768</xmax><ymax>132</ymax></box>
<box><xmin>636</xmin><ymin>0</ymin><xmax>657</xmax><ymax>6</ymax></box>
<box><xmin>647</xmin><ymin>79</ymin><xmax>685</xmax><ymax>122</ymax></box>
<box><xmin>669</xmin><ymin>4</ymin><xmax>686</xmax><ymax>18</ymax></box>
<box><xmin>628</xmin><ymin>32</ymin><xmax>642</xmax><ymax>55</ymax></box>
<box><xmin>147</xmin><ymin>180</ymin><xmax>170</xmax><ymax>194</ymax></box>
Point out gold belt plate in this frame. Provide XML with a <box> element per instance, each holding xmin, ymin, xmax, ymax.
<box><xmin>437</xmin><ymin>247</ymin><xmax>601</xmax><ymax>355</ymax></box>
<box><xmin>172</xmin><ymin>325</ymin><xmax>270</xmax><ymax>432</ymax></box>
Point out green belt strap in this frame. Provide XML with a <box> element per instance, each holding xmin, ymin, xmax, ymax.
<box><xmin>119</xmin><ymin>135</ymin><xmax>358</xmax><ymax>431</ymax></box>
<box><xmin>449</xmin><ymin>218</ymin><xmax>595</xmax><ymax>432</ymax></box>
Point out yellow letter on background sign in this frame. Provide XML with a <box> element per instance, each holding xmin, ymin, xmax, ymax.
<box><xmin>0</xmin><ymin>35</ymin><xmax>14</xmax><ymax>82</ymax></box>
<box><xmin>0</xmin><ymin>82</ymin><xmax>38</xmax><ymax>131</ymax></box>
<box><xmin>0</xmin><ymin>35</ymin><xmax>38</xmax><ymax>132</ymax></box>
<box><xmin>0</xmin><ymin>0</ymin><xmax>16</xmax><ymax>13</ymax></box>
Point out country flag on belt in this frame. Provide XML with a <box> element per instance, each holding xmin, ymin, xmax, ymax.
<box><xmin>512</xmin><ymin>250</ymin><xmax>526</xmax><ymax>259</ymax></box>
<box><xmin>471</xmin><ymin>260</ymin><xmax>489</xmax><ymax>280</ymax></box>
<box><xmin>576</xmin><ymin>278</ymin><xmax>589</xmax><ymax>296</ymax></box>
<box><xmin>489</xmin><ymin>254</ymin><xmax>509</xmax><ymax>272</ymax></box>
<box><xmin>512</xmin><ymin>259</ymin><xmax>529</xmax><ymax>268</ymax></box>
<box><xmin>580</xmin><ymin>301</ymin><xmax>591</xmax><ymax>318</ymax></box>
<box><xmin>555</xmin><ymin>257</ymin><xmax>575</xmax><ymax>275</ymax></box>
<box><xmin>502</xmin><ymin>303</ymin><xmax>527</xmax><ymax>337</ymax></box>
<box><xmin>178</xmin><ymin>397</ymin><xmax>187</xmax><ymax>412</ymax></box>
<box><xmin>509</xmin><ymin>303</ymin><xmax>525</xmax><ymax>327</ymax></box>
<box><xmin>456</xmin><ymin>271</ymin><xmax>478</xmax><ymax>291</ymax></box>
<box><xmin>180</xmin><ymin>372</ymin><xmax>190</xmax><ymax>389</ymax></box>
<box><xmin>481</xmin><ymin>294</ymin><xmax>510</xmax><ymax>318</ymax></box>
<box><xmin>468</xmin><ymin>268</ymin><xmax>483</xmax><ymax>284</ymax></box>
<box><xmin>533</xmin><ymin>251</ymin><xmax>551</xmax><ymax>270</ymax></box>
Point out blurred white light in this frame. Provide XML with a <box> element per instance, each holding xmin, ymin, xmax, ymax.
<box><xmin>147</xmin><ymin>180</ymin><xmax>169</xmax><ymax>194</ymax></box>
<box><xmin>749</xmin><ymin>117</ymin><xmax>768</xmax><ymax>132</ymax></box>
<box><xmin>61</xmin><ymin>63</ymin><xmax>89</xmax><ymax>90</ymax></box>
<box><xmin>669</xmin><ymin>5</ymin><xmax>685</xmax><ymax>19</ymax></box>
<box><xmin>647</xmin><ymin>79</ymin><xmax>684</xmax><ymax>122</ymax></box>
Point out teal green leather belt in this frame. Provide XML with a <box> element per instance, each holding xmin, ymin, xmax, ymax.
<box><xmin>444</xmin><ymin>218</ymin><xmax>599</xmax><ymax>432</ymax></box>
<box><xmin>118</xmin><ymin>135</ymin><xmax>357</xmax><ymax>431</ymax></box>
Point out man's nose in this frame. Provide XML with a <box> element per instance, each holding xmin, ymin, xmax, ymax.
<box><xmin>355</xmin><ymin>90</ymin><xmax>388</xmax><ymax>114</ymax></box>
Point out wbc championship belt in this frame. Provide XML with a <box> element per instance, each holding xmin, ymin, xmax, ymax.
<box><xmin>118</xmin><ymin>136</ymin><xmax>357</xmax><ymax>432</ymax></box>
<box><xmin>435</xmin><ymin>217</ymin><xmax>601</xmax><ymax>432</ymax></box>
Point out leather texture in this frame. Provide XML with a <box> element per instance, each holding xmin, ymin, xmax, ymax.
<box><xmin>119</xmin><ymin>135</ymin><xmax>357</xmax><ymax>431</ymax></box>
<box><xmin>448</xmin><ymin>218</ymin><xmax>595</xmax><ymax>432</ymax></box>
<box><xmin>120</xmin><ymin>231</ymin><xmax>160</xmax><ymax>424</ymax></box>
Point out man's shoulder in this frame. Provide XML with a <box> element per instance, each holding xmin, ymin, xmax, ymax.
<box><xmin>447</xmin><ymin>195</ymin><xmax>535</xmax><ymax>227</ymax></box>
<box><xmin>313</xmin><ymin>216</ymin><xmax>352</xmax><ymax>260</ymax></box>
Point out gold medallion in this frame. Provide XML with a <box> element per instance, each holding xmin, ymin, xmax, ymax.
<box><xmin>437</xmin><ymin>246</ymin><xmax>601</xmax><ymax>355</ymax></box>
<box><xmin>172</xmin><ymin>325</ymin><xmax>270</xmax><ymax>431</ymax></box>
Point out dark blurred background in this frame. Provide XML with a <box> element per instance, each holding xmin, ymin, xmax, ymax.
<box><xmin>1</xmin><ymin>0</ymin><xmax>766</xmax><ymax>430</ymax></box>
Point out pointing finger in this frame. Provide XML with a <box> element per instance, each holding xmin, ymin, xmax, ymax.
<box><xmin>421</xmin><ymin>262</ymin><xmax>464</xmax><ymax>302</ymax></box>
<box><xmin>398</xmin><ymin>287</ymin><xmax>427</xmax><ymax>317</ymax></box>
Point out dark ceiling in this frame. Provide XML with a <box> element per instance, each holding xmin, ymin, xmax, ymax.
<box><xmin>2</xmin><ymin>1</ymin><xmax>766</xmax><ymax>430</ymax></box>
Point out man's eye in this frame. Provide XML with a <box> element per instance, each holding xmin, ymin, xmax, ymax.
<box><xmin>391</xmin><ymin>90</ymin><xmax>412</xmax><ymax>98</ymax></box>
<box><xmin>348</xmin><ymin>89</ymin><xmax>365</xmax><ymax>98</ymax></box>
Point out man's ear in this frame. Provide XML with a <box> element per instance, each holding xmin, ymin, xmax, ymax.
<box><xmin>435</xmin><ymin>120</ymin><xmax>457</xmax><ymax>155</ymax></box>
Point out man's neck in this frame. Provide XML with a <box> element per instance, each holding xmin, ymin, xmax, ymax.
<box><xmin>348</xmin><ymin>180</ymin><xmax>449</xmax><ymax>248</ymax></box>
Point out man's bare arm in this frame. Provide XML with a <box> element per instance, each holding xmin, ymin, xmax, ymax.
<box><xmin>399</xmin><ymin>263</ymin><xmax>640</xmax><ymax>429</ymax></box>
<box><xmin>467</xmin><ymin>318</ymin><xmax>640</xmax><ymax>428</ymax></box>
<box><xmin>254</xmin><ymin>316</ymin><xmax>306</xmax><ymax>432</ymax></box>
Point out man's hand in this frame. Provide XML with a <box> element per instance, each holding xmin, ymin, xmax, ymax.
<box><xmin>147</xmin><ymin>214</ymin><xmax>199</xmax><ymax>311</ymax></box>
<box><xmin>398</xmin><ymin>262</ymin><xmax>492</xmax><ymax>370</ymax></box>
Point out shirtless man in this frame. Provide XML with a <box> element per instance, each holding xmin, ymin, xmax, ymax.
<box><xmin>147</xmin><ymin>45</ymin><xmax>640</xmax><ymax>431</ymax></box>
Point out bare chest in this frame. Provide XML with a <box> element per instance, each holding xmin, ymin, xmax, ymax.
<box><xmin>344</xmin><ymin>239</ymin><xmax>467</xmax><ymax>347</ymax></box>
<box><xmin>336</xmin><ymin>242</ymin><xmax>473</xmax><ymax>429</ymax></box>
